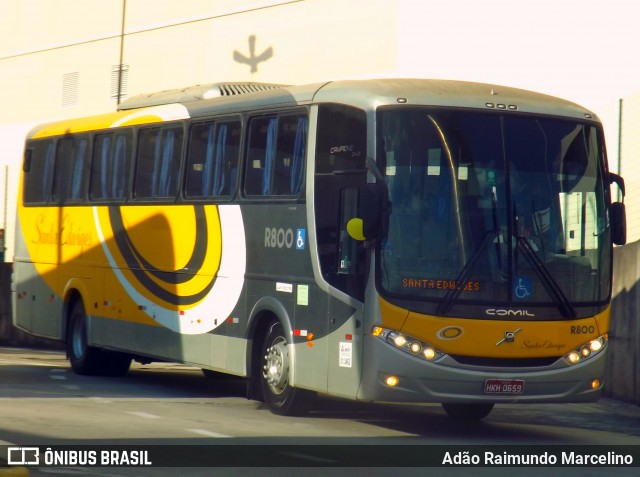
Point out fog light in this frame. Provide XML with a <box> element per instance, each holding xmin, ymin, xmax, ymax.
<box><xmin>385</xmin><ymin>375</ymin><xmax>399</xmax><ymax>387</ymax></box>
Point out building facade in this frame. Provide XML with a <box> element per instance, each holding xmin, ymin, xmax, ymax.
<box><xmin>1</xmin><ymin>0</ymin><xmax>639</xmax><ymax>259</ymax></box>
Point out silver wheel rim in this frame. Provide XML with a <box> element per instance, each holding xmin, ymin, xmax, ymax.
<box><xmin>263</xmin><ymin>336</ymin><xmax>289</xmax><ymax>395</ymax></box>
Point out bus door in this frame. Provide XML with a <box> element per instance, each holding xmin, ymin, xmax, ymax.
<box><xmin>314</xmin><ymin>103</ymin><xmax>368</xmax><ymax>399</ymax></box>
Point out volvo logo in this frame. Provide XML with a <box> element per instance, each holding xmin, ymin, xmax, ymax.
<box><xmin>496</xmin><ymin>328</ymin><xmax>523</xmax><ymax>346</ymax></box>
<box><xmin>486</xmin><ymin>308</ymin><xmax>535</xmax><ymax>317</ymax></box>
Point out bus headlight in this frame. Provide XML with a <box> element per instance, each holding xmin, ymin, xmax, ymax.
<box><xmin>372</xmin><ymin>326</ymin><xmax>444</xmax><ymax>362</ymax></box>
<box><xmin>563</xmin><ymin>335</ymin><xmax>607</xmax><ymax>366</ymax></box>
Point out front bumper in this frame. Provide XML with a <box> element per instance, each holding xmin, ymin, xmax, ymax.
<box><xmin>357</xmin><ymin>334</ymin><xmax>606</xmax><ymax>404</ymax></box>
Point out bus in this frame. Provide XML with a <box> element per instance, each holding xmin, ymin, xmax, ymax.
<box><xmin>12</xmin><ymin>79</ymin><xmax>626</xmax><ymax>420</ymax></box>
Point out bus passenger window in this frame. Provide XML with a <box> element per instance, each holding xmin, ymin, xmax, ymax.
<box><xmin>53</xmin><ymin>136</ymin><xmax>89</xmax><ymax>203</ymax></box>
<box><xmin>186</xmin><ymin>120</ymin><xmax>241</xmax><ymax>198</ymax></box>
<box><xmin>89</xmin><ymin>131</ymin><xmax>132</xmax><ymax>201</ymax></box>
<box><xmin>23</xmin><ymin>139</ymin><xmax>55</xmax><ymax>204</ymax></box>
<box><xmin>245</xmin><ymin>117</ymin><xmax>276</xmax><ymax>196</ymax></box>
<box><xmin>135</xmin><ymin>125</ymin><xmax>184</xmax><ymax>199</ymax></box>
<box><xmin>244</xmin><ymin>113</ymin><xmax>307</xmax><ymax>197</ymax></box>
<box><xmin>273</xmin><ymin>115</ymin><xmax>307</xmax><ymax>195</ymax></box>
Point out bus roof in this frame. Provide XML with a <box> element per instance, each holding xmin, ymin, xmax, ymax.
<box><xmin>27</xmin><ymin>79</ymin><xmax>600</xmax><ymax>139</ymax></box>
<box><xmin>184</xmin><ymin>79</ymin><xmax>598</xmax><ymax>122</ymax></box>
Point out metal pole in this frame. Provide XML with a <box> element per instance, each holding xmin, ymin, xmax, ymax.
<box><xmin>617</xmin><ymin>98</ymin><xmax>623</xmax><ymax>202</ymax></box>
<box><xmin>2</xmin><ymin>165</ymin><xmax>7</xmax><ymax>262</ymax></box>
<box><xmin>116</xmin><ymin>0</ymin><xmax>127</xmax><ymax>106</ymax></box>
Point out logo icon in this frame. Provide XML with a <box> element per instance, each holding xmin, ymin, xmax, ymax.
<box><xmin>437</xmin><ymin>326</ymin><xmax>464</xmax><ymax>340</ymax></box>
<box><xmin>8</xmin><ymin>447</ymin><xmax>40</xmax><ymax>466</ymax></box>
<box><xmin>496</xmin><ymin>328</ymin><xmax>523</xmax><ymax>346</ymax></box>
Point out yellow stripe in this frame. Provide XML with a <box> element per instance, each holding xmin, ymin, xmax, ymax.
<box><xmin>29</xmin><ymin>104</ymin><xmax>190</xmax><ymax>138</ymax></box>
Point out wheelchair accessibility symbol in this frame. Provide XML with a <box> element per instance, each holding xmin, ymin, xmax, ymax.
<box><xmin>296</xmin><ymin>229</ymin><xmax>306</xmax><ymax>250</ymax></box>
<box><xmin>514</xmin><ymin>277</ymin><xmax>532</xmax><ymax>299</ymax></box>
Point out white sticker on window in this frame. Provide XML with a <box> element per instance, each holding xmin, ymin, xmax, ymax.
<box><xmin>427</xmin><ymin>148</ymin><xmax>441</xmax><ymax>176</ymax></box>
<box><xmin>458</xmin><ymin>164</ymin><xmax>468</xmax><ymax>180</ymax></box>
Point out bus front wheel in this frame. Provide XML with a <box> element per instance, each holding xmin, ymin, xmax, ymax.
<box><xmin>260</xmin><ymin>319</ymin><xmax>316</xmax><ymax>416</ymax></box>
<box><xmin>441</xmin><ymin>402</ymin><xmax>494</xmax><ymax>421</ymax></box>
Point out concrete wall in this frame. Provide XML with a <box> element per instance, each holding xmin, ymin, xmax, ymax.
<box><xmin>606</xmin><ymin>239</ymin><xmax>640</xmax><ymax>403</ymax></box>
<box><xmin>1</xmin><ymin>239</ymin><xmax>639</xmax><ymax>403</ymax></box>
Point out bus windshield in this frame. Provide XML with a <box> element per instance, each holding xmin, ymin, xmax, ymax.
<box><xmin>377</xmin><ymin>108</ymin><xmax>611</xmax><ymax>312</ymax></box>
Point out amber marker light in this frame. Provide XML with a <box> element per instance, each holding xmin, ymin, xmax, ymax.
<box><xmin>591</xmin><ymin>379</ymin><xmax>601</xmax><ymax>390</ymax></box>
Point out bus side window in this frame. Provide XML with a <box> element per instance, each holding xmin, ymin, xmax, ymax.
<box><xmin>245</xmin><ymin>116</ymin><xmax>277</xmax><ymax>196</ymax></box>
<box><xmin>135</xmin><ymin>125</ymin><xmax>184</xmax><ymax>200</ymax></box>
<box><xmin>186</xmin><ymin>119</ymin><xmax>241</xmax><ymax>198</ymax></box>
<box><xmin>244</xmin><ymin>113</ymin><xmax>307</xmax><ymax>197</ymax></box>
<box><xmin>23</xmin><ymin>139</ymin><xmax>56</xmax><ymax>204</ymax></box>
<box><xmin>273</xmin><ymin>115</ymin><xmax>307</xmax><ymax>195</ymax></box>
<box><xmin>53</xmin><ymin>135</ymin><xmax>89</xmax><ymax>203</ymax></box>
<box><xmin>90</xmin><ymin>131</ymin><xmax>132</xmax><ymax>201</ymax></box>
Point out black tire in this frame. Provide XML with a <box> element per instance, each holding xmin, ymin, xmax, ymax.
<box><xmin>68</xmin><ymin>300</ymin><xmax>131</xmax><ymax>377</ymax></box>
<box><xmin>260</xmin><ymin>319</ymin><xmax>316</xmax><ymax>416</ymax></box>
<box><xmin>442</xmin><ymin>402</ymin><xmax>494</xmax><ymax>421</ymax></box>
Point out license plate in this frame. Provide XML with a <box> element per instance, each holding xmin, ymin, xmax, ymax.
<box><xmin>484</xmin><ymin>379</ymin><xmax>525</xmax><ymax>394</ymax></box>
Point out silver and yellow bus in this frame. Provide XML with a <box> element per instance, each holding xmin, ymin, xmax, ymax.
<box><xmin>13</xmin><ymin>79</ymin><xmax>626</xmax><ymax>420</ymax></box>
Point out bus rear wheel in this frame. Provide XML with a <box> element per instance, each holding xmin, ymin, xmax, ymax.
<box><xmin>260</xmin><ymin>319</ymin><xmax>315</xmax><ymax>416</ymax></box>
<box><xmin>68</xmin><ymin>300</ymin><xmax>131</xmax><ymax>377</ymax></box>
<box><xmin>442</xmin><ymin>402</ymin><xmax>494</xmax><ymax>421</ymax></box>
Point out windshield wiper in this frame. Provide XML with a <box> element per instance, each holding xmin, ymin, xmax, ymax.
<box><xmin>437</xmin><ymin>186</ymin><xmax>502</xmax><ymax>316</ymax></box>
<box><xmin>516</xmin><ymin>236</ymin><xmax>576</xmax><ymax>318</ymax></box>
<box><xmin>437</xmin><ymin>228</ymin><xmax>499</xmax><ymax>316</ymax></box>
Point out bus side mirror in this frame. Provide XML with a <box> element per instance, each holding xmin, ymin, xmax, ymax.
<box><xmin>611</xmin><ymin>201</ymin><xmax>626</xmax><ymax>245</ymax></box>
<box><xmin>609</xmin><ymin>173</ymin><xmax>626</xmax><ymax>245</ymax></box>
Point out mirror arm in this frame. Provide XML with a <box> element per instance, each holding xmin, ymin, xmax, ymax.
<box><xmin>609</xmin><ymin>172</ymin><xmax>625</xmax><ymax>199</ymax></box>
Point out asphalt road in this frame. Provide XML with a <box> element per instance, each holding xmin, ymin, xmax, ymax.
<box><xmin>1</xmin><ymin>346</ymin><xmax>639</xmax><ymax>477</ymax></box>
